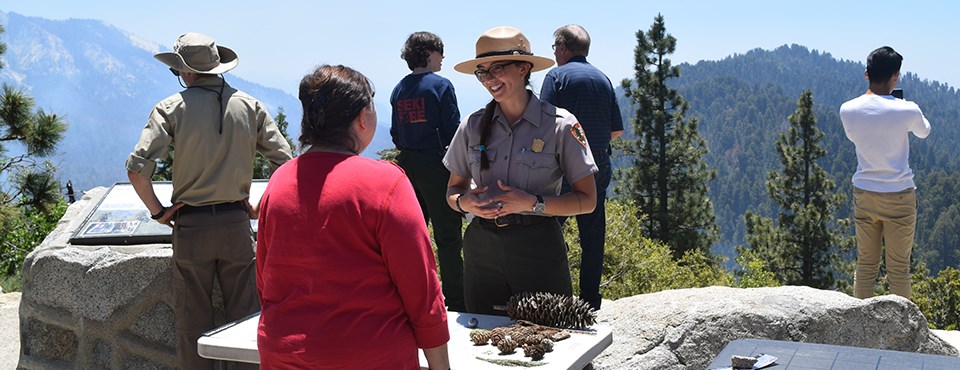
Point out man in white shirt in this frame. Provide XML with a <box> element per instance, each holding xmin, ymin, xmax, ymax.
<box><xmin>840</xmin><ymin>46</ymin><xmax>931</xmax><ymax>299</ymax></box>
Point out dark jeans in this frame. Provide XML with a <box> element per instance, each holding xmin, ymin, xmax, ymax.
<box><xmin>397</xmin><ymin>149</ymin><xmax>466</xmax><ymax>311</ymax></box>
<box><xmin>560</xmin><ymin>148</ymin><xmax>611</xmax><ymax>310</ymax></box>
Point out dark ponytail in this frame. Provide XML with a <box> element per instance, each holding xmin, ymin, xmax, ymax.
<box><xmin>477</xmin><ymin>99</ymin><xmax>497</xmax><ymax>170</ymax></box>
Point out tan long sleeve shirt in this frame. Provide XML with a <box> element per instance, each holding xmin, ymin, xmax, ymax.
<box><xmin>126</xmin><ymin>75</ymin><xmax>293</xmax><ymax>206</ymax></box>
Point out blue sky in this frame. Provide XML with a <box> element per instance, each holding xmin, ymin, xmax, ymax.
<box><xmin>3</xmin><ymin>0</ymin><xmax>957</xmax><ymax>116</ymax></box>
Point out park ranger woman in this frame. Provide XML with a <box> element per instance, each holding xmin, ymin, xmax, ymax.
<box><xmin>444</xmin><ymin>26</ymin><xmax>598</xmax><ymax>315</ymax></box>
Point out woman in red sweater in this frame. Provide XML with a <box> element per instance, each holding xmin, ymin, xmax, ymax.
<box><xmin>256</xmin><ymin>65</ymin><xmax>450</xmax><ymax>369</ymax></box>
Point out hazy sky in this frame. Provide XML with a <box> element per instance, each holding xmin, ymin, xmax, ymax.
<box><xmin>3</xmin><ymin>0</ymin><xmax>957</xmax><ymax>114</ymax></box>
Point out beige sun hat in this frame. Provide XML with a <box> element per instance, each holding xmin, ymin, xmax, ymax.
<box><xmin>154</xmin><ymin>32</ymin><xmax>238</xmax><ymax>74</ymax></box>
<box><xmin>454</xmin><ymin>26</ymin><xmax>554</xmax><ymax>74</ymax></box>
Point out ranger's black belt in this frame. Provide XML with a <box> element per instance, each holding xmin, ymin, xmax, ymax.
<box><xmin>178</xmin><ymin>201</ymin><xmax>246</xmax><ymax>215</ymax></box>
<box><xmin>475</xmin><ymin>214</ymin><xmax>556</xmax><ymax>228</ymax></box>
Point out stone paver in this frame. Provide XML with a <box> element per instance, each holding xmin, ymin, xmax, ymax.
<box><xmin>1</xmin><ymin>292</ymin><xmax>21</xmax><ymax>369</ymax></box>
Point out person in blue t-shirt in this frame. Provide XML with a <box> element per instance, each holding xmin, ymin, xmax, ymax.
<box><xmin>390</xmin><ymin>31</ymin><xmax>465</xmax><ymax>312</ymax></box>
<box><xmin>540</xmin><ymin>24</ymin><xmax>624</xmax><ymax>311</ymax></box>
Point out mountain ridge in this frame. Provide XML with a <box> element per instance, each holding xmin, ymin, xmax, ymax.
<box><xmin>0</xmin><ymin>11</ymin><xmax>393</xmax><ymax>193</ymax></box>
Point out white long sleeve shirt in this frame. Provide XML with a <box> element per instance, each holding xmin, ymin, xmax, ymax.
<box><xmin>840</xmin><ymin>93</ymin><xmax>931</xmax><ymax>192</ymax></box>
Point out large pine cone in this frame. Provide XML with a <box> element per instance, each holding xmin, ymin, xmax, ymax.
<box><xmin>506</xmin><ymin>292</ymin><xmax>597</xmax><ymax>328</ymax></box>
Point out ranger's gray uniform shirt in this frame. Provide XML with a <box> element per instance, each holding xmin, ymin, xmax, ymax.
<box><xmin>443</xmin><ymin>94</ymin><xmax>597</xmax><ymax>214</ymax></box>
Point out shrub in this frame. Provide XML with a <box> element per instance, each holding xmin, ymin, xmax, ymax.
<box><xmin>565</xmin><ymin>198</ymin><xmax>733</xmax><ymax>300</ymax></box>
<box><xmin>0</xmin><ymin>200</ymin><xmax>67</xmax><ymax>280</ymax></box>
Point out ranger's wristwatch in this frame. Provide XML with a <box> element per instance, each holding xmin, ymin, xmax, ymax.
<box><xmin>532</xmin><ymin>194</ymin><xmax>545</xmax><ymax>214</ymax></box>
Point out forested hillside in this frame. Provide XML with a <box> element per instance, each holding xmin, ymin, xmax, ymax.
<box><xmin>615</xmin><ymin>44</ymin><xmax>960</xmax><ymax>273</ymax></box>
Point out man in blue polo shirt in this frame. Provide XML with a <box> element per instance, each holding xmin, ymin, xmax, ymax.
<box><xmin>541</xmin><ymin>24</ymin><xmax>623</xmax><ymax>311</ymax></box>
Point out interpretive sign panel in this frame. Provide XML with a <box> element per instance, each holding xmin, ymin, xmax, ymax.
<box><xmin>69</xmin><ymin>180</ymin><xmax>268</xmax><ymax>245</ymax></box>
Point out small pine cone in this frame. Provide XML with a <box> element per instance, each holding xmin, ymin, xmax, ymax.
<box><xmin>518</xmin><ymin>326</ymin><xmax>536</xmax><ymax>337</ymax></box>
<box><xmin>489</xmin><ymin>327</ymin><xmax>507</xmax><ymax>345</ymax></box>
<box><xmin>523</xmin><ymin>343</ymin><xmax>546</xmax><ymax>360</ymax></box>
<box><xmin>510</xmin><ymin>330</ymin><xmax>530</xmax><ymax>345</ymax></box>
<box><xmin>469</xmin><ymin>329</ymin><xmax>491</xmax><ymax>345</ymax></box>
<box><xmin>497</xmin><ymin>337</ymin><xmax>517</xmax><ymax>354</ymax></box>
<box><xmin>540</xmin><ymin>338</ymin><xmax>554</xmax><ymax>352</ymax></box>
<box><xmin>524</xmin><ymin>333</ymin><xmax>546</xmax><ymax>346</ymax></box>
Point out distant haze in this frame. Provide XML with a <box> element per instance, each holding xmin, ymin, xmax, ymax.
<box><xmin>0</xmin><ymin>11</ymin><xmax>393</xmax><ymax>193</ymax></box>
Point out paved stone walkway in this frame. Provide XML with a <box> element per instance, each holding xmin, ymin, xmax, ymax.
<box><xmin>1</xmin><ymin>293</ymin><xmax>21</xmax><ymax>369</ymax></box>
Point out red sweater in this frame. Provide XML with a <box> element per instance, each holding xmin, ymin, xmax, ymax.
<box><xmin>256</xmin><ymin>152</ymin><xmax>449</xmax><ymax>369</ymax></box>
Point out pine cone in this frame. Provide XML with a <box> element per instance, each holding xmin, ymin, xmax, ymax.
<box><xmin>489</xmin><ymin>327</ymin><xmax>507</xmax><ymax>345</ymax></box>
<box><xmin>506</xmin><ymin>292</ymin><xmax>597</xmax><ymax>328</ymax></box>
<box><xmin>497</xmin><ymin>336</ymin><xmax>517</xmax><ymax>354</ymax></box>
<box><xmin>509</xmin><ymin>327</ymin><xmax>534</xmax><ymax>345</ymax></box>
<box><xmin>523</xmin><ymin>343</ymin><xmax>546</xmax><ymax>360</ymax></box>
<box><xmin>540</xmin><ymin>338</ymin><xmax>554</xmax><ymax>352</ymax></box>
<box><xmin>524</xmin><ymin>333</ymin><xmax>546</xmax><ymax>346</ymax></box>
<box><xmin>469</xmin><ymin>329</ymin><xmax>491</xmax><ymax>345</ymax></box>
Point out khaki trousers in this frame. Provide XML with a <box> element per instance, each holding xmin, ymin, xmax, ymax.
<box><xmin>853</xmin><ymin>187</ymin><xmax>917</xmax><ymax>299</ymax></box>
<box><xmin>173</xmin><ymin>208</ymin><xmax>260</xmax><ymax>370</ymax></box>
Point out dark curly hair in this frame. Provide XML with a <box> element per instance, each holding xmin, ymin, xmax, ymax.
<box><xmin>298</xmin><ymin>65</ymin><xmax>375</xmax><ymax>154</ymax></box>
<box><xmin>400</xmin><ymin>31</ymin><xmax>444</xmax><ymax>71</ymax></box>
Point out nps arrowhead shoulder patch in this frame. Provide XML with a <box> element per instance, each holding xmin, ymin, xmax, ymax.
<box><xmin>570</xmin><ymin>122</ymin><xmax>588</xmax><ymax>149</ymax></box>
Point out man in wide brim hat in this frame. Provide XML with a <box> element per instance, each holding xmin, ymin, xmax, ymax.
<box><xmin>155</xmin><ymin>32</ymin><xmax>238</xmax><ymax>74</ymax></box>
<box><xmin>454</xmin><ymin>26</ymin><xmax>554</xmax><ymax>74</ymax></box>
<box><xmin>126</xmin><ymin>31</ymin><xmax>292</xmax><ymax>370</ymax></box>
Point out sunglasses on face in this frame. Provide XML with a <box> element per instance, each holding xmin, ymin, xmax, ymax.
<box><xmin>474</xmin><ymin>61</ymin><xmax>520</xmax><ymax>82</ymax></box>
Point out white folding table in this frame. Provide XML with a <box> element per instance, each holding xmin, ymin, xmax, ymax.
<box><xmin>198</xmin><ymin>311</ymin><xmax>612</xmax><ymax>369</ymax></box>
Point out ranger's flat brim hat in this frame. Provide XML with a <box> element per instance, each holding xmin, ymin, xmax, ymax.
<box><xmin>454</xmin><ymin>26</ymin><xmax>554</xmax><ymax>74</ymax></box>
<box><xmin>155</xmin><ymin>32</ymin><xmax>238</xmax><ymax>74</ymax></box>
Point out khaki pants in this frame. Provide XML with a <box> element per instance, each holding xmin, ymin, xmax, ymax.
<box><xmin>853</xmin><ymin>187</ymin><xmax>917</xmax><ymax>299</ymax></box>
<box><xmin>173</xmin><ymin>208</ymin><xmax>260</xmax><ymax>370</ymax></box>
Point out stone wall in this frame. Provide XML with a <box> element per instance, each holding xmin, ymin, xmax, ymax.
<box><xmin>593</xmin><ymin>286</ymin><xmax>958</xmax><ymax>370</ymax></box>
<box><xmin>18</xmin><ymin>187</ymin><xmax>226</xmax><ymax>369</ymax></box>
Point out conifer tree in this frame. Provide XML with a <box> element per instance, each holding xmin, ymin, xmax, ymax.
<box><xmin>616</xmin><ymin>14</ymin><xmax>718</xmax><ymax>258</ymax></box>
<box><xmin>0</xmin><ymin>24</ymin><xmax>67</xmax><ymax>216</ymax></box>
<box><xmin>0</xmin><ymin>23</ymin><xmax>69</xmax><ymax>277</ymax></box>
<box><xmin>253</xmin><ymin>108</ymin><xmax>296</xmax><ymax>179</ymax></box>
<box><xmin>742</xmin><ymin>90</ymin><xmax>850</xmax><ymax>288</ymax></box>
